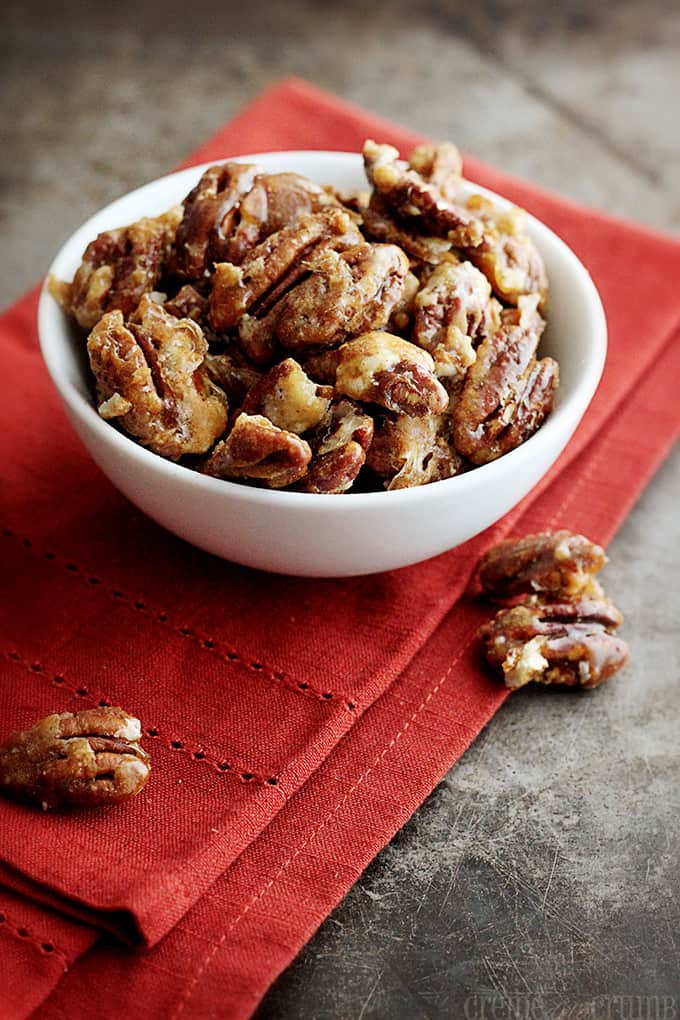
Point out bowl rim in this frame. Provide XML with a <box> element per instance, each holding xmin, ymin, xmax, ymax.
<box><xmin>38</xmin><ymin>150</ymin><xmax>607</xmax><ymax>512</ymax></box>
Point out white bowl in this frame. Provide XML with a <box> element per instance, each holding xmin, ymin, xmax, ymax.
<box><xmin>38</xmin><ymin>151</ymin><xmax>606</xmax><ymax>577</ymax></box>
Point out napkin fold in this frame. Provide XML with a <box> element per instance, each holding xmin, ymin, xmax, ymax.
<box><xmin>1</xmin><ymin>78</ymin><xmax>679</xmax><ymax>1019</ymax></box>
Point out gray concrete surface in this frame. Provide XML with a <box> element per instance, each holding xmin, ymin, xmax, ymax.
<box><xmin>3</xmin><ymin>1</ymin><xmax>679</xmax><ymax>1016</ymax></box>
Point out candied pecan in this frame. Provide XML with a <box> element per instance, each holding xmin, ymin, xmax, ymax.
<box><xmin>413</xmin><ymin>261</ymin><xmax>501</xmax><ymax>380</ymax></box>
<box><xmin>205</xmin><ymin>349</ymin><xmax>262</xmax><ymax>405</ymax></box>
<box><xmin>336</xmin><ymin>331</ymin><xmax>448</xmax><ymax>417</ymax></box>
<box><xmin>362</xmin><ymin>193</ymin><xmax>458</xmax><ymax>265</ymax></box>
<box><xmin>164</xmin><ymin>283</ymin><xmax>209</xmax><ymax>322</ymax></box>
<box><xmin>478</xmin><ymin>593</ymin><xmax>628</xmax><ymax>690</ymax></box>
<box><xmin>87</xmin><ymin>294</ymin><xmax>227</xmax><ymax>459</ymax></box>
<box><xmin>300</xmin><ymin>400</ymin><xmax>374</xmax><ymax>494</ymax></box>
<box><xmin>209</xmin><ymin>208</ymin><xmax>362</xmax><ymax>358</ymax></box>
<box><xmin>232</xmin><ymin>316</ymin><xmax>279</xmax><ymax>368</ymax></box>
<box><xmin>0</xmin><ymin>707</ymin><xmax>150</xmax><ymax>810</ymax></box>
<box><xmin>363</xmin><ymin>140</ymin><xmax>489</xmax><ymax>250</ymax></box>
<box><xmin>226</xmin><ymin>172</ymin><xmax>339</xmax><ymax>264</ymax></box>
<box><xmin>63</xmin><ymin>207</ymin><xmax>182</xmax><ymax>329</ymax></box>
<box><xmin>367</xmin><ymin>412</ymin><xmax>463</xmax><ymax>489</ymax></box>
<box><xmin>274</xmin><ymin>242</ymin><xmax>410</xmax><ymax>354</ymax></box>
<box><xmin>173</xmin><ymin>162</ymin><xmax>261</xmax><ymax>279</ymax></box>
<box><xmin>47</xmin><ymin>274</ymin><xmax>74</xmax><ymax>315</ymax></box>
<box><xmin>203</xmin><ymin>412</ymin><xmax>311</xmax><ymax>488</ymax></box>
<box><xmin>453</xmin><ymin>295</ymin><xmax>558</xmax><ymax>464</ymax></box>
<box><xmin>333</xmin><ymin>187</ymin><xmax>371</xmax><ymax>216</ymax></box>
<box><xmin>389</xmin><ymin>270</ymin><xmax>420</xmax><ymax>334</ymax></box>
<box><xmin>301</xmin><ymin>347</ymin><xmax>342</xmax><ymax>386</ymax></box>
<box><xmin>302</xmin><ymin>443</ymin><xmax>366</xmax><ymax>494</ymax></box>
<box><xmin>478</xmin><ymin>530</ymin><xmax>607</xmax><ymax>599</ymax></box>
<box><xmin>408</xmin><ymin>142</ymin><xmax>464</xmax><ymax>202</ymax></box>
<box><xmin>241</xmin><ymin>358</ymin><xmax>333</xmax><ymax>434</ymax></box>
<box><xmin>465</xmin><ymin>195</ymin><xmax>548</xmax><ymax>308</ymax></box>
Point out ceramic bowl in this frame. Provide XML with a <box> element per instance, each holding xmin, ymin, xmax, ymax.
<box><xmin>38</xmin><ymin>151</ymin><xmax>606</xmax><ymax>577</ymax></box>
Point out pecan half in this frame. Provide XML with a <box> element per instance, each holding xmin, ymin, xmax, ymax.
<box><xmin>205</xmin><ymin>349</ymin><xmax>263</xmax><ymax>405</ymax></box>
<box><xmin>87</xmin><ymin>294</ymin><xmax>227</xmax><ymax>459</ymax></box>
<box><xmin>300</xmin><ymin>399</ymin><xmax>374</xmax><ymax>494</ymax></box>
<box><xmin>408</xmin><ymin>142</ymin><xmax>464</xmax><ymax>202</ymax></box>
<box><xmin>209</xmin><ymin>208</ymin><xmax>362</xmax><ymax>363</ymax></box>
<box><xmin>226</xmin><ymin>171</ymin><xmax>339</xmax><ymax>264</ymax></box>
<box><xmin>173</xmin><ymin>162</ymin><xmax>261</xmax><ymax>279</ymax></box>
<box><xmin>465</xmin><ymin>195</ymin><xmax>548</xmax><ymax>309</ymax></box>
<box><xmin>336</xmin><ymin>331</ymin><xmax>449</xmax><ymax>417</ymax></box>
<box><xmin>478</xmin><ymin>594</ymin><xmax>628</xmax><ymax>690</ymax></box>
<box><xmin>203</xmin><ymin>412</ymin><xmax>311</xmax><ymax>488</ymax></box>
<box><xmin>209</xmin><ymin>209</ymin><xmax>361</xmax><ymax>332</ymax></box>
<box><xmin>241</xmin><ymin>358</ymin><xmax>333</xmax><ymax>435</ymax></box>
<box><xmin>0</xmin><ymin>708</ymin><xmax>150</xmax><ymax>810</ymax></box>
<box><xmin>363</xmin><ymin>140</ymin><xmax>489</xmax><ymax>250</ymax></box>
<box><xmin>58</xmin><ymin>207</ymin><xmax>182</xmax><ymax>329</ymax></box>
<box><xmin>453</xmin><ymin>295</ymin><xmax>558</xmax><ymax>464</ymax></box>
<box><xmin>301</xmin><ymin>347</ymin><xmax>342</xmax><ymax>386</ymax></box>
<box><xmin>164</xmin><ymin>283</ymin><xmax>209</xmax><ymax>323</ymax></box>
<box><xmin>413</xmin><ymin>260</ymin><xmax>501</xmax><ymax>380</ymax></box>
<box><xmin>361</xmin><ymin>193</ymin><xmax>457</xmax><ymax>266</ymax></box>
<box><xmin>367</xmin><ymin>412</ymin><xmax>464</xmax><ymax>489</ymax></box>
<box><xmin>274</xmin><ymin>242</ymin><xmax>410</xmax><ymax>354</ymax></box>
<box><xmin>478</xmin><ymin>530</ymin><xmax>608</xmax><ymax>599</ymax></box>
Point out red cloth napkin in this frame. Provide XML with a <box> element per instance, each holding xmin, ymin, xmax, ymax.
<box><xmin>1</xmin><ymin>78</ymin><xmax>680</xmax><ymax>1018</ymax></box>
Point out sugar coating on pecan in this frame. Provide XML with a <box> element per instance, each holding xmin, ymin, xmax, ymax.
<box><xmin>205</xmin><ymin>349</ymin><xmax>263</xmax><ymax>405</ymax></box>
<box><xmin>275</xmin><ymin>242</ymin><xmax>410</xmax><ymax>353</ymax></box>
<box><xmin>226</xmin><ymin>172</ymin><xmax>340</xmax><ymax>265</ymax></box>
<box><xmin>209</xmin><ymin>208</ymin><xmax>362</xmax><ymax>341</ymax></box>
<box><xmin>61</xmin><ymin>207</ymin><xmax>182</xmax><ymax>329</ymax></box>
<box><xmin>0</xmin><ymin>708</ymin><xmax>150</xmax><ymax>810</ymax></box>
<box><xmin>478</xmin><ymin>530</ymin><xmax>608</xmax><ymax>599</ymax></box>
<box><xmin>361</xmin><ymin>194</ymin><xmax>457</xmax><ymax>265</ymax></box>
<box><xmin>241</xmin><ymin>358</ymin><xmax>333</xmax><ymax>435</ymax></box>
<box><xmin>164</xmin><ymin>283</ymin><xmax>209</xmax><ymax>323</ymax></box>
<box><xmin>300</xmin><ymin>399</ymin><xmax>374</xmax><ymax>494</ymax></box>
<box><xmin>408</xmin><ymin>142</ymin><xmax>464</xmax><ymax>202</ymax></box>
<box><xmin>389</xmin><ymin>270</ymin><xmax>420</xmax><ymax>334</ymax></box>
<box><xmin>478</xmin><ymin>594</ymin><xmax>628</xmax><ymax>690</ymax></box>
<box><xmin>453</xmin><ymin>295</ymin><xmax>558</xmax><ymax>464</ymax></box>
<box><xmin>363</xmin><ymin>140</ymin><xmax>489</xmax><ymax>250</ymax></box>
<box><xmin>336</xmin><ymin>331</ymin><xmax>449</xmax><ymax>417</ymax></box>
<box><xmin>173</xmin><ymin>162</ymin><xmax>261</xmax><ymax>279</ymax></box>
<box><xmin>413</xmin><ymin>260</ymin><xmax>501</xmax><ymax>380</ymax></box>
<box><xmin>301</xmin><ymin>347</ymin><xmax>342</xmax><ymax>386</ymax></box>
<box><xmin>203</xmin><ymin>412</ymin><xmax>311</xmax><ymax>488</ymax></box>
<box><xmin>465</xmin><ymin>195</ymin><xmax>548</xmax><ymax>308</ymax></box>
<box><xmin>87</xmin><ymin>295</ymin><xmax>227</xmax><ymax>459</ymax></box>
<box><xmin>367</xmin><ymin>412</ymin><xmax>463</xmax><ymax>489</ymax></box>
<box><xmin>47</xmin><ymin>274</ymin><xmax>74</xmax><ymax>316</ymax></box>
<box><xmin>302</xmin><ymin>442</ymin><xmax>367</xmax><ymax>494</ymax></box>
<box><xmin>332</xmin><ymin>187</ymin><xmax>371</xmax><ymax>216</ymax></box>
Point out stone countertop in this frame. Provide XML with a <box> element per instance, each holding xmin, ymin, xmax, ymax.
<box><xmin>3</xmin><ymin>1</ymin><xmax>679</xmax><ymax>1016</ymax></box>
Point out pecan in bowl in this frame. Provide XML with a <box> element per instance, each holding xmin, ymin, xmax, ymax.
<box><xmin>41</xmin><ymin>149</ymin><xmax>606</xmax><ymax>575</ymax></box>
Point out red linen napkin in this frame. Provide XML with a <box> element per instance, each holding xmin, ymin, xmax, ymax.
<box><xmin>1</xmin><ymin>78</ymin><xmax>680</xmax><ymax>1018</ymax></box>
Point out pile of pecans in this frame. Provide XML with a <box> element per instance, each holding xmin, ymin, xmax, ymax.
<box><xmin>51</xmin><ymin>140</ymin><xmax>558</xmax><ymax>493</ymax></box>
<box><xmin>476</xmin><ymin>531</ymin><xmax>629</xmax><ymax>690</ymax></box>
